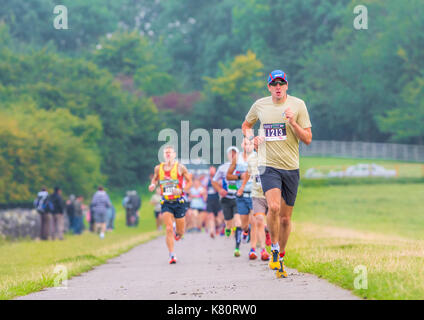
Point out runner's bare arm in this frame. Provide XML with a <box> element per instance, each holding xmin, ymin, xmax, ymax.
<box><xmin>240</xmin><ymin>171</ymin><xmax>250</xmax><ymax>190</ymax></box>
<box><xmin>211</xmin><ymin>180</ymin><xmax>225</xmax><ymax>195</ymax></box>
<box><xmin>292</xmin><ymin>126</ymin><xmax>312</xmax><ymax>145</ymax></box>
<box><xmin>210</xmin><ymin>179</ymin><xmax>221</xmax><ymax>192</ymax></box>
<box><xmin>202</xmin><ymin>187</ymin><xmax>207</xmax><ymax>201</ymax></box>
<box><xmin>148</xmin><ymin>165</ymin><xmax>160</xmax><ymax>192</ymax></box>
<box><xmin>226</xmin><ymin>155</ymin><xmax>239</xmax><ymax>181</ymax></box>
<box><xmin>236</xmin><ymin>171</ymin><xmax>250</xmax><ymax>196</ymax></box>
<box><xmin>242</xmin><ymin>120</ymin><xmax>254</xmax><ymax>138</ymax></box>
<box><xmin>285</xmin><ymin>107</ymin><xmax>312</xmax><ymax>145</ymax></box>
<box><xmin>242</xmin><ymin>120</ymin><xmax>264</xmax><ymax>150</ymax></box>
<box><xmin>180</xmin><ymin>164</ymin><xmax>192</xmax><ymax>193</ymax></box>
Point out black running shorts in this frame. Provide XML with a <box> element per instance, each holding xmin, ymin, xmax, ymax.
<box><xmin>220</xmin><ymin>197</ymin><xmax>237</xmax><ymax>221</ymax></box>
<box><xmin>161</xmin><ymin>200</ymin><xmax>186</xmax><ymax>219</ymax></box>
<box><xmin>206</xmin><ymin>198</ymin><xmax>222</xmax><ymax>216</ymax></box>
<box><xmin>259</xmin><ymin>166</ymin><xmax>300</xmax><ymax>207</ymax></box>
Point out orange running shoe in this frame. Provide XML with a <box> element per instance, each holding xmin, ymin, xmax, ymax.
<box><xmin>261</xmin><ymin>249</ymin><xmax>270</xmax><ymax>261</ymax></box>
<box><xmin>169</xmin><ymin>255</ymin><xmax>177</xmax><ymax>264</ymax></box>
<box><xmin>249</xmin><ymin>248</ymin><xmax>257</xmax><ymax>260</ymax></box>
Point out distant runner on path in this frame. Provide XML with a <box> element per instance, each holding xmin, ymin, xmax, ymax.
<box><xmin>211</xmin><ymin>147</ymin><xmax>240</xmax><ymax>250</ymax></box>
<box><xmin>242</xmin><ymin>70</ymin><xmax>312</xmax><ymax>278</ymax></box>
<box><xmin>149</xmin><ymin>145</ymin><xmax>192</xmax><ymax>264</ymax></box>
<box><xmin>226</xmin><ymin>138</ymin><xmax>255</xmax><ymax>259</ymax></box>
<box><xmin>243</xmin><ymin>146</ymin><xmax>270</xmax><ymax>261</ymax></box>
<box><xmin>205</xmin><ymin>166</ymin><xmax>224</xmax><ymax>238</ymax></box>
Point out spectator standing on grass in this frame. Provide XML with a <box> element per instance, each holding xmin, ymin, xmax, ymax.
<box><xmin>34</xmin><ymin>187</ymin><xmax>52</xmax><ymax>240</ymax></box>
<box><xmin>88</xmin><ymin>202</ymin><xmax>95</xmax><ymax>232</ymax></box>
<box><xmin>90</xmin><ymin>186</ymin><xmax>111</xmax><ymax>239</ymax></box>
<box><xmin>65</xmin><ymin>195</ymin><xmax>76</xmax><ymax>233</ymax></box>
<box><xmin>50</xmin><ymin>186</ymin><xmax>65</xmax><ymax>240</ymax></box>
<box><xmin>131</xmin><ymin>191</ymin><xmax>141</xmax><ymax>227</ymax></box>
<box><xmin>123</xmin><ymin>190</ymin><xmax>141</xmax><ymax>227</ymax></box>
<box><xmin>73</xmin><ymin>196</ymin><xmax>84</xmax><ymax>235</ymax></box>
<box><xmin>122</xmin><ymin>191</ymin><xmax>131</xmax><ymax>226</ymax></box>
<box><xmin>106</xmin><ymin>204</ymin><xmax>116</xmax><ymax>231</ymax></box>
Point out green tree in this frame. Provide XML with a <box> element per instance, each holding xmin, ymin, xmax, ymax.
<box><xmin>378</xmin><ymin>77</ymin><xmax>424</xmax><ymax>144</ymax></box>
<box><xmin>93</xmin><ymin>30</ymin><xmax>173</xmax><ymax>96</ymax></box>
<box><xmin>0</xmin><ymin>31</ymin><xmax>163</xmax><ymax>187</ymax></box>
<box><xmin>193</xmin><ymin>51</ymin><xmax>265</xmax><ymax>130</ymax></box>
<box><xmin>0</xmin><ymin>103</ymin><xmax>104</xmax><ymax>202</ymax></box>
<box><xmin>300</xmin><ymin>0</ymin><xmax>424</xmax><ymax>143</ymax></box>
<box><xmin>0</xmin><ymin>0</ymin><xmax>123</xmax><ymax>52</ymax></box>
<box><xmin>232</xmin><ymin>0</ymin><xmax>350</xmax><ymax>87</ymax></box>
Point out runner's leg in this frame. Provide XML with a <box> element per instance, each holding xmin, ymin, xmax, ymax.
<box><xmin>248</xmin><ymin>212</ymin><xmax>258</xmax><ymax>259</ymax></box>
<box><xmin>198</xmin><ymin>210</ymin><xmax>207</xmax><ymax>231</ymax></box>
<box><xmin>155</xmin><ymin>211</ymin><xmax>160</xmax><ymax>229</ymax></box>
<box><xmin>255</xmin><ymin>214</ymin><xmax>266</xmax><ymax>249</ymax></box>
<box><xmin>217</xmin><ymin>210</ymin><xmax>224</xmax><ymax>234</ymax></box>
<box><xmin>207</xmin><ymin>212</ymin><xmax>215</xmax><ymax>237</ymax></box>
<box><xmin>279</xmin><ymin>199</ymin><xmax>294</xmax><ymax>252</ymax></box>
<box><xmin>233</xmin><ymin>212</ymin><xmax>242</xmax><ymax>252</ymax></box>
<box><xmin>175</xmin><ymin>216</ymin><xmax>185</xmax><ymax>238</ymax></box>
<box><xmin>240</xmin><ymin>214</ymin><xmax>250</xmax><ymax>231</ymax></box>
<box><xmin>265</xmin><ymin>188</ymin><xmax>282</xmax><ymax>269</ymax></box>
<box><xmin>185</xmin><ymin>208</ymin><xmax>193</xmax><ymax>231</ymax></box>
<box><xmin>265</xmin><ymin>188</ymin><xmax>281</xmax><ymax>245</ymax></box>
<box><xmin>163</xmin><ymin>212</ymin><xmax>175</xmax><ymax>253</ymax></box>
<box><xmin>192</xmin><ymin>209</ymin><xmax>200</xmax><ymax>231</ymax></box>
<box><xmin>255</xmin><ymin>213</ymin><xmax>269</xmax><ymax>260</ymax></box>
<box><xmin>249</xmin><ymin>213</ymin><xmax>257</xmax><ymax>249</ymax></box>
<box><xmin>221</xmin><ymin>199</ymin><xmax>234</xmax><ymax>236</ymax></box>
<box><xmin>240</xmin><ymin>213</ymin><xmax>250</xmax><ymax>244</ymax></box>
<box><xmin>274</xmin><ymin>199</ymin><xmax>293</xmax><ymax>277</ymax></box>
<box><xmin>225</xmin><ymin>218</ymin><xmax>233</xmax><ymax>231</ymax></box>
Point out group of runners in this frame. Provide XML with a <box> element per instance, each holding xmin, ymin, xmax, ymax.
<box><xmin>148</xmin><ymin>70</ymin><xmax>312</xmax><ymax>278</ymax></box>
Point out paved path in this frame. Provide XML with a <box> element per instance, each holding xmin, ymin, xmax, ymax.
<box><xmin>19</xmin><ymin>233</ymin><xmax>359</xmax><ymax>300</ymax></box>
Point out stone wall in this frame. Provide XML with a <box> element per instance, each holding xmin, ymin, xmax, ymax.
<box><xmin>0</xmin><ymin>209</ymin><xmax>41</xmax><ymax>240</ymax></box>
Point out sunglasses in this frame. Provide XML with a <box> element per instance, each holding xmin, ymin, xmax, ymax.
<box><xmin>269</xmin><ymin>80</ymin><xmax>287</xmax><ymax>86</ymax></box>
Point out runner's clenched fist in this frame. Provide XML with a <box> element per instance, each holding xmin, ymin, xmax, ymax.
<box><xmin>253</xmin><ymin>136</ymin><xmax>265</xmax><ymax>151</ymax></box>
<box><xmin>285</xmin><ymin>107</ymin><xmax>296</xmax><ymax>126</ymax></box>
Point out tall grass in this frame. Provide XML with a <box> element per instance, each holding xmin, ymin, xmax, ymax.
<box><xmin>288</xmin><ymin>180</ymin><xmax>424</xmax><ymax>299</ymax></box>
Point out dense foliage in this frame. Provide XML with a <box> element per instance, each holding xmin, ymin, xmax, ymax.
<box><xmin>0</xmin><ymin>0</ymin><xmax>422</xmax><ymax>201</ymax></box>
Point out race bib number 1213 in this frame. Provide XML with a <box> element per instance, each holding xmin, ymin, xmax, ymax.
<box><xmin>263</xmin><ymin>123</ymin><xmax>287</xmax><ymax>141</ymax></box>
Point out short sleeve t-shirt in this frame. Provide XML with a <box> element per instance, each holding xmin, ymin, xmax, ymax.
<box><xmin>213</xmin><ymin>163</ymin><xmax>237</xmax><ymax>199</ymax></box>
<box><xmin>246</xmin><ymin>152</ymin><xmax>265</xmax><ymax>199</ymax></box>
<box><xmin>189</xmin><ymin>186</ymin><xmax>206</xmax><ymax>210</ymax></box>
<box><xmin>245</xmin><ymin>95</ymin><xmax>312</xmax><ymax>170</ymax></box>
<box><xmin>234</xmin><ymin>154</ymin><xmax>252</xmax><ymax>192</ymax></box>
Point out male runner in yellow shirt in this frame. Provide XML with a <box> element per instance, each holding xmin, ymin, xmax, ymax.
<box><xmin>149</xmin><ymin>146</ymin><xmax>192</xmax><ymax>264</ymax></box>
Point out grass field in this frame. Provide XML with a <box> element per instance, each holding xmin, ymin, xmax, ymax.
<box><xmin>299</xmin><ymin>156</ymin><xmax>424</xmax><ymax>179</ymax></box>
<box><xmin>286</xmin><ymin>157</ymin><xmax>424</xmax><ymax>299</ymax></box>
<box><xmin>0</xmin><ymin>190</ymin><xmax>159</xmax><ymax>300</ymax></box>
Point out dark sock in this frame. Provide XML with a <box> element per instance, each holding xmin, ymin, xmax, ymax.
<box><xmin>235</xmin><ymin>227</ymin><xmax>242</xmax><ymax>249</ymax></box>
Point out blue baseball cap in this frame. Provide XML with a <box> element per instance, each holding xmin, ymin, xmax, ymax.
<box><xmin>268</xmin><ymin>70</ymin><xmax>287</xmax><ymax>84</ymax></box>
